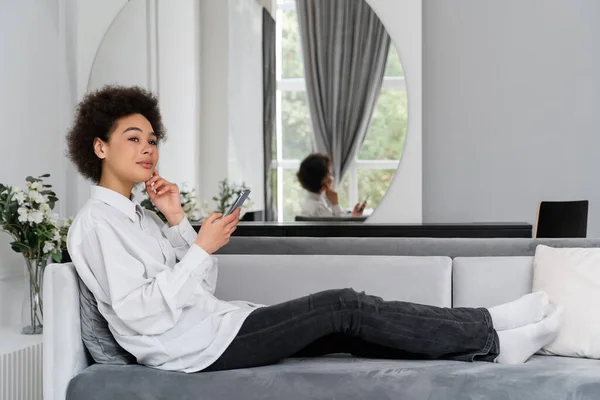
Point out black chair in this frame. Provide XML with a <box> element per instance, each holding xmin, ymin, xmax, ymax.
<box><xmin>534</xmin><ymin>200</ymin><xmax>589</xmax><ymax>238</ymax></box>
<box><xmin>240</xmin><ymin>210</ymin><xmax>264</xmax><ymax>221</ymax></box>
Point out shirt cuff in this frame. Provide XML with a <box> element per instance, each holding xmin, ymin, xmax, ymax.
<box><xmin>161</xmin><ymin>216</ymin><xmax>198</xmax><ymax>248</ymax></box>
<box><xmin>184</xmin><ymin>244</ymin><xmax>214</xmax><ymax>279</ymax></box>
<box><xmin>332</xmin><ymin>204</ymin><xmax>343</xmax><ymax>216</ymax></box>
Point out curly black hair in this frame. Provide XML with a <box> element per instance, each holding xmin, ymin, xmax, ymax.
<box><xmin>66</xmin><ymin>85</ymin><xmax>166</xmax><ymax>183</ymax></box>
<box><xmin>296</xmin><ymin>153</ymin><xmax>332</xmax><ymax>193</ymax></box>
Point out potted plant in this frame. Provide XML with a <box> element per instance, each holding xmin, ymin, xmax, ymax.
<box><xmin>0</xmin><ymin>174</ymin><xmax>68</xmax><ymax>334</ymax></box>
<box><xmin>212</xmin><ymin>179</ymin><xmax>252</xmax><ymax>216</ymax></box>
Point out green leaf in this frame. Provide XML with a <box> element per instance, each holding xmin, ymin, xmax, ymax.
<box><xmin>9</xmin><ymin>241</ymin><xmax>29</xmax><ymax>254</ymax></box>
<box><xmin>8</xmin><ymin>202</ymin><xmax>18</xmax><ymax>214</ymax></box>
<box><xmin>39</xmin><ymin>174</ymin><xmax>50</xmax><ymax>178</ymax></box>
<box><xmin>51</xmin><ymin>250</ymin><xmax>62</xmax><ymax>263</ymax></box>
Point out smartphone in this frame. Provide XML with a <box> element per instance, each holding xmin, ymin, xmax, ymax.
<box><xmin>225</xmin><ymin>189</ymin><xmax>251</xmax><ymax>216</ymax></box>
<box><xmin>359</xmin><ymin>194</ymin><xmax>370</xmax><ymax>211</ymax></box>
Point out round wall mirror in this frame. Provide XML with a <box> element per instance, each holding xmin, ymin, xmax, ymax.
<box><xmin>88</xmin><ymin>0</ymin><xmax>407</xmax><ymax>222</ymax></box>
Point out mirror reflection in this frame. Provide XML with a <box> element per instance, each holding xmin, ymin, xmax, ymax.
<box><xmin>88</xmin><ymin>0</ymin><xmax>407</xmax><ymax>222</ymax></box>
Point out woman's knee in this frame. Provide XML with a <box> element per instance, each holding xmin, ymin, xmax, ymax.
<box><xmin>311</xmin><ymin>288</ymin><xmax>364</xmax><ymax>310</ymax></box>
<box><xmin>337</xmin><ymin>288</ymin><xmax>362</xmax><ymax>308</ymax></box>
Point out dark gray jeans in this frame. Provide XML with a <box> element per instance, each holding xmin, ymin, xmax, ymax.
<box><xmin>205</xmin><ymin>288</ymin><xmax>499</xmax><ymax>371</ymax></box>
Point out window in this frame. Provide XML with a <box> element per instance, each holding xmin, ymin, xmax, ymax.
<box><xmin>273</xmin><ymin>1</ymin><xmax>407</xmax><ymax>222</ymax></box>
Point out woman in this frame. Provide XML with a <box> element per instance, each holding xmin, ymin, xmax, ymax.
<box><xmin>66</xmin><ymin>85</ymin><xmax>563</xmax><ymax>374</ymax></box>
<box><xmin>297</xmin><ymin>153</ymin><xmax>365</xmax><ymax>218</ymax></box>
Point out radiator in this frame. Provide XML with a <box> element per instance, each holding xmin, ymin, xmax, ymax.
<box><xmin>0</xmin><ymin>342</ymin><xmax>43</xmax><ymax>400</ymax></box>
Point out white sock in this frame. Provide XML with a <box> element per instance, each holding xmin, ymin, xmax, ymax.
<box><xmin>495</xmin><ymin>305</ymin><xmax>564</xmax><ymax>365</ymax></box>
<box><xmin>488</xmin><ymin>291</ymin><xmax>549</xmax><ymax>331</ymax></box>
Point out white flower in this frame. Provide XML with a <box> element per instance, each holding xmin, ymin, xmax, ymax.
<box><xmin>14</xmin><ymin>191</ymin><xmax>27</xmax><ymax>205</ymax></box>
<box><xmin>14</xmin><ymin>186</ymin><xmax>22</xmax><ymax>193</ymax></box>
<box><xmin>43</xmin><ymin>241</ymin><xmax>55</xmax><ymax>254</ymax></box>
<box><xmin>27</xmin><ymin>210</ymin><xmax>44</xmax><ymax>224</ymax></box>
<box><xmin>53</xmin><ymin>230</ymin><xmax>61</xmax><ymax>242</ymax></box>
<box><xmin>190</xmin><ymin>210</ymin><xmax>203</xmax><ymax>221</ymax></box>
<box><xmin>48</xmin><ymin>212</ymin><xmax>59</xmax><ymax>224</ymax></box>
<box><xmin>28</xmin><ymin>190</ymin><xmax>46</xmax><ymax>204</ymax></box>
<box><xmin>30</xmin><ymin>181</ymin><xmax>42</xmax><ymax>191</ymax></box>
<box><xmin>18</xmin><ymin>206</ymin><xmax>29</xmax><ymax>221</ymax></box>
<box><xmin>41</xmin><ymin>203</ymin><xmax>50</xmax><ymax>212</ymax></box>
<box><xmin>60</xmin><ymin>217</ymin><xmax>73</xmax><ymax>228</ymax></box>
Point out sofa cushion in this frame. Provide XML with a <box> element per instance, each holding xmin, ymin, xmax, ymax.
<box><xmin>214</xmin><ymin>254</ymin><xmax>452</xmax><ymax>307</ymax></box>
<box><xmin>78</xmin><ymin>277</ymin><xmax>136</xmax><ymax>364</ymax></box>
<box><xmin>533</xmin><ymin>245</ymin><xmax>600</xmax><ymax>359</ymax></box>
<box><xmin>452</xmin><ymin>257</ymin><xmax>534</xmax><ymax>307</ymax></box>
<box><xmin>67</xmin><ymin>355</ymin><xmax>600</xmax><ymax>400</ymax></box>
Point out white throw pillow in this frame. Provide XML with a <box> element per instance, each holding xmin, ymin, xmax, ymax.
<box><xmin>532</xmin><ymin>245</ymin><xmax>600</xmax><ymax>358</ymax></box>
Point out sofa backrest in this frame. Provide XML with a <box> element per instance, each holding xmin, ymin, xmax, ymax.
<box><xmin>453</xmin><ymin>256</ymin><xmax>534</xmax><ymax>308</ymax></box>
<box><xmin>217</xmin><ymin>237</ymin><xmax>600</xmax><ymax>257</ymax></box>
<box><xmin>214</xmin><ymin>254</ymin><xmax>453</xmax><ymax>307</ymax></box>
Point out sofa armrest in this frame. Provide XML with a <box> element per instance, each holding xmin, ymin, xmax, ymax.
<box><xmin>43</xmin><ymin>263</ymin><xmax>92</xmax><ymax>400</ymax></box>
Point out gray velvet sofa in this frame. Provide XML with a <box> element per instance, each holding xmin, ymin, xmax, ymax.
<box><xmin>43</xmin><ymin>238</ymin><xmax>600</xmax><ymax>400</ymax></box>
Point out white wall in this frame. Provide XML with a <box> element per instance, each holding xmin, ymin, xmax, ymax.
<box><xmin>422</xmin><ymin>0</ymin><xmax>600</xmax><ymax>236</ymax></box>
<box><xmin>0</xmin><ymin>0</ymin><xmax>64</xmax><ymax>325</ymax></box>
<box><xmin>365</xmin><ymin>0</ymin><xmax>423</xmax><ymax>223</ymax></box>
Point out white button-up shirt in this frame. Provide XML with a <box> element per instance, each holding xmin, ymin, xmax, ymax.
<box><xmin>300</xmin><ymin>190</ymin><xmax>343</xmax><ymax>217</ymax></box>
<box><xmin>67</xmin><ymin>186</ymin><xmax>262</xmax><ymax>373</ymax></box>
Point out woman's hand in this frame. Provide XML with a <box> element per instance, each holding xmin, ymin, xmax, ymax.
<box><xmin>195</xmin><ymin>208</ymin><xmax>241</xmax><ymax>254</ymax></box>
<box><xmin>351</xmin><ymin>202</ymin><xmax>364</xmax><ymax>217</ymax></box>
<box><xmin>323</xmin><ymin>181</ymin><xmax>339</xmax><ymax>206</ymax></box>
<box><xmin>145</xmin><ymin>170</ymin><xmax>185</xmax><ymax>226</ymax></box>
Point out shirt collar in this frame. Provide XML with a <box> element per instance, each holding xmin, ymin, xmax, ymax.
<box><xmin>90</xmin><ymin>185</ymin><xmax>144</xmax><ymax>222</ymax></box>
<box><xmin>306</xmin><ymin>190</ymin><xmax>323</xmax><ymax>201</ymax></box>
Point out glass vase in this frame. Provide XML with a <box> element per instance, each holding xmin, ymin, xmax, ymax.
<box><xmin>21</xmin><ymin>257</ymin><xmax>45</xmax><ymax>335</ymax></box>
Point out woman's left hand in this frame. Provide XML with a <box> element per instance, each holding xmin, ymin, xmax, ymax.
<box><xmin>351</xmin><ymin>202</ymin><xmax>364</xmax><ymax>217</ymax></box>
<box><xmin>145</xmin><ymin>170</ymin><xmax>185</xmax><ymax>225</ymax></box>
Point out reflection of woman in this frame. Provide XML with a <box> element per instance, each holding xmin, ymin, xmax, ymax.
<box><xmin>296</xmin><ymin>153</ymin><xmax>364</xmax><ymax>218</ymax></box>
<box><xmin>67</xmin><ymin>85</ymin><xmax>564</xmax><ymax>374</ymax></box>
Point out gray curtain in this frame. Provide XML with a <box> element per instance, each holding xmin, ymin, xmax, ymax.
<box><xmin>262</xmin><ymin>8</ymin><xmax>276</xmax><ymax>221</ymax></box>
<box><xmin>296</xmin><ymin>0</ymin><xmax>391</xmax><ymax>183</ymax></box>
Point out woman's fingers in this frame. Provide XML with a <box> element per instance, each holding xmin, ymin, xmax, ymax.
<box><xmin>151</xmin><ymin>179</ymin><xmax>167</xmax><ymax>193</ymax></box>
<box><xmin>204</xmin><ymin>213</ymin><xmax>222</xmax><ymax>225</ymax></box>
<box><xmin>146</xmin><ymin>171</ymin><xmax>160</xmax><ymax>184</ymax></box>
<box><xmin>147</xmin><ymin>176</ymin><xmax>176</xmax><ymax>196</ymax></box>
